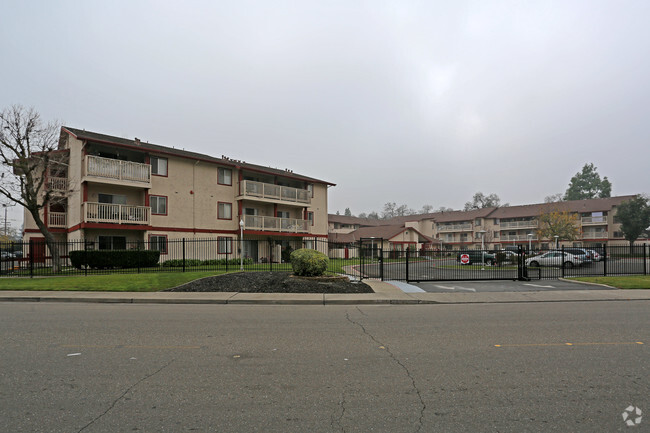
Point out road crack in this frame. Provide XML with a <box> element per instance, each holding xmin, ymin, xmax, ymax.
<box><xmin>345</xmin><ymin>312</ymin><xmax>426</xmax><ymax>432</ymax></box>
<box><xmin>77</xmin><ymin>359</ymin><xmax>175</xmax><ymax>433</ymax></box>
<box><xmin>330</xmin><ymin>387</ymin><xmax>347</xmax><ymax>433</ymax></box>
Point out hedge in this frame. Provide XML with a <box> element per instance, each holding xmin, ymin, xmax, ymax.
<box><xmin>70</xmin><ymin>250</ymin><xmax>160</xmax><ymax>269</ymax></box>
<box><xmin>290</xmin><ymin>248</ymin><xmax>329</xmax><ymax>277</ymax></box>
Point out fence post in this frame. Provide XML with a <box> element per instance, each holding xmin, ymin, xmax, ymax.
<box><xmin>603</xmin><ymin>244</ymin><xmax>607</xmax><ymax>277</ymax></box>
<box><xmin>270</xmin><ymin>241</ymin><xmax>273</xmax><ymax>272</ymax></box>
<box><xmin>379</xmin><ymin>247</ymin><xmax>384</xmax><ymax>281</ymax></box>
<box><xmin>84</xmin><ymin>240</ymin><xmax>88</xmax><ymax>277</ymax></box>
<box><xmin>405</xmin><ymin>248</ymin><xmax>409</xmax><ymax>282</ymax></box>
<box><xmin>182</xmin><ymin>238</ymin><xmax>186</xmax><ymax>272</ymax></box>
<box><xmin>29</xmin><ymin>238</ymin><xmax>34</xmax><ymax>278</ymax></box>
<box><xmin>561</xmin><ymin>245</ymin><xmax>565</xmax><ymax>279</ymax></box>
<box><xmin>137</xmin><ymin>240</ymin><xmax>141</xmax><ymax>274</ymax></box>
<box><xmin>11</xmin><ymin>241</ymin><xmax>15</xmax><ymax>274</ymax></box>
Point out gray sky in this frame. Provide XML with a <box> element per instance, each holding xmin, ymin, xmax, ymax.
<box><xmin>2</xmin><ymin>0</ymin><xmax>649</xmax><ymax>225</ymax></box>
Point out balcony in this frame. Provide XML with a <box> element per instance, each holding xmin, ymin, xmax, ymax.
<box><xmin>581</xmin><ymin>216</ymin><xmax>608</xmax><ymax>225</ymax></box>
<box><xmin>83</xmin><ymin>202</ymin><xmax>150</xmax><ymax>225</ymax></box>
<box><xmin>438</xmin><ymin>223</ymin><xmax>472</xmax><ymax>232</ymax></box>
<box><xmin>243</xmin><ymin>215</ymin><xmax>309</xmax><ymax>233</ymax></box>
<box><xmin>84</xmin><ymin>155</ymin><xmax>151</xmax><ymax>188</ymax></box>
<box><xmin>500</xmin><ymin>220</ymin><xmax>538</xmax><ymax>229</ymax></box>
<box><xmin>501</xmin><ymin>235</ymin><xmax>539</xmax><ymax>241</ymax></box>
<box><xmin>583</xmin><ymin>232</ymin><xmax>608</xmax><ymax>239</ymax></box>
<box><xmin>47</xmin><ymin>176</ymin><xmax>68</xmax><ymax>192</ymax></box>
<box><xmin>239</xmin><ymin>180</ymin><xmax>311</xmax><ymax>205</ymax></box>
<box><xmin>48</xmin><ymin>212</ymin><xmax>67</xmax><ymax>228</ymax></box>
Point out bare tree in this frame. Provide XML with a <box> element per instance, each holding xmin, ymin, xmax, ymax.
<box><xmin>0</xmin><ymin>105</ymin><xmax>65</xmax><ymax>271</ymax></box>
<box><xmin>544</xmin><ymin>193</ymin><xmax>564</xmax><ymax>203</ymax></box>
<box><xmin>464</xmin><ymin>192</ymin><xmax>506</xmax><ymax>211</ymax></box>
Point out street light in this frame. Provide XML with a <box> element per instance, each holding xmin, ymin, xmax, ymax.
<box><xmin>527</xmin><ymin>233</ymin><xmax>533</xmax><ymax>253</ymax></box>
<box><xmin>478</xmin><ymin>230</ymin><xmax>487</xmax><ymax>267</ymax></box>
<box><xmin>2</xmin><ymin>203</ymin><xmax>16</xmax><ymax>236</ymax></box>
<box><xmin>554</xmin><ymin>235</ymin><xmax>559</xmax><ymax>249</ymax></box>
<box><xmin>239</xmin><ymin>218</ymin><xmax>244</xmax><ymax>271</ymax></box>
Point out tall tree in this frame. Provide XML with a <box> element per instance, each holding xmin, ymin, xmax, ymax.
<box><xmin>564</xmin><ymin>163</ymin><xmax>612</xmax><ymax>200</ymax></box>
<box><xmin>615</xmin><ymin>195</ymin><xmax>650</xmax><ymax>253</ymax></box>
<box><xmin>464</xmin><ymin>192</ymin><xmax>505</xmax><ymax>211</ymax></box>
<box><xmin>544</xmin><ymin>193</ymin><xmax>564</xmax><ymax>203</ymax></box>
<box><xmin>436</xmin><ymin>206</ymin><xmax>454</xmax><ymax>212</ymax></box>
<box><xmin>536</xmin><ymin>207</ymin><xmax>580</xmax><ymax>245</ymax></box>
<box><xmin>367</xmin><ymin>211</ymin><xmax>379</xmax><ymax>219</ymax></box>
<box><xmin>0</xmin><ymin>105</ymin><xmax>66</xmax><ymax>271</ymax></box>
<box><xmin>420</xmin><ymin>204</ymin><xmax>433</xmax><ymax>214</ymax></box>
<box><xmin>344</xmin><ymin>207</ymin><xmax>352</xmax><ymax>217</ymax></box>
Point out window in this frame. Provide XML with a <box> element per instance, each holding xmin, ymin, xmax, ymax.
<box><xmin>98</xmin><ymin>236</ymin><xmax>126</xmax><ymax>250</ymax></box>
<box><xmin>149</xmin><ymin>235</ymin><xmax>168</xmax><ymax>254</ymax></box>
<box><xmin>494</xmin><ymin>218</ymin><xmax>500</xmax><ymax>225</ymax></box>
<box><xmin>98</xmin><ymin>193</ymin><xmax>126</xmax><ymax>204</ymax></box>
<box><xmin>304</xmin><ymin>240</ymin><xmax>315</xmax><ymax>250</ymax></box>
<box><xmin>150</xmin><ymin>196</ymin><xmax>167</xmax><ymax>215</ymax></box>
<box><xmin>150</xmin><ymin>156</ymin><xmax>168</xmax><ymax>176</ymax></box>
<box><xmin>277</xmin><ymin>211</ymin><xmax>290</xmax><ymax>219</ymax></box>
<box><xmin>493</xmin><ymin>231</ymin><xmax>499</xmax><ymax>238</ymax></box>
<box><xmin>218</xmin><ymin>202</ymin><xmax>232</xmax><ymax>220</ymax></box>
<box><xmin>218</xmin><ymin>167</ymin><xmax>232</xmax><ymax>185</ymax></box>
<box><xmin>308</xmin><ymin>212</ymin><xmax>314</xmax><ymax>226</ymax></box>
<box><xmin>475</xmin><ymin>218</ymin><xmax>482</xmax><ymax>226</ymax></box>
<box><xmin>218</xmin><ymin>237</ymin><xmax>232</xmax><ymax>254</ymax></box>
<box><xmin>307</xmin><ymin>183</ymin><xmax>314</xmax><ymax>197</ymax></box>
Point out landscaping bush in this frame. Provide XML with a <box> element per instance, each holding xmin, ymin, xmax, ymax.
<box><xmin>290</xmin><ymin>248</ymin><xmax>329</xmax><ymax>277</ymax></box>
<box><xmin>70</xmin><ymin>249</ymin><xmax>160</xmax><ymax>269</ymax></box>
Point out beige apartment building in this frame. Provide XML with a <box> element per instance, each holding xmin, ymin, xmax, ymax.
<box><xmin>329</xmin><ymin>195</ymin><xmax>647</xmax><ymax>252</ymax></box>
<box><xmin>23</xmin><ymin>127</ymin><xmax>333</xmax><ymax>261</ymax></box>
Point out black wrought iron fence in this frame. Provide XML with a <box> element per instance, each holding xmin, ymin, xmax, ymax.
<box><xmin>1</xmin><ymin>239</ymin><xmax>648</xmax><ymax>281</ymax></box>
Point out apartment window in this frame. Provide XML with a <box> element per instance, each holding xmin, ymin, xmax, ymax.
<box><xmin>149</xmin><ymin>235</ymin><xmax>168</xmax><ymax>254</ymax></box>
<box><xmin>150</xmin><ymin>156</ymin><xmax>168</xmax><ymax>176</ymax></box>
<box><xmin>218</xmin><ymin>167</ymin><xmax>232</xmax><ymax>186</ymax></box>
<box><xmin>494</xmin><ymin>231</ymin><xmax>499</xmax><ymax>238</ymax></box>
<box><xmin>307</xmin><ymin>183</ymin><xmax>314</xmax><ymax>197</ymax></box>
<box><xmin>98</xmin><ymin>236</ymin><xmax>126</xmax><ymax>250</ymax></box>
<box><xmin>308</xmin><ymin>211</ymin><xmax>314</xmax><ymax>226</ymax></box>
<box><xmin>277</xmin><ymin>211</ymin><xmax>290</xmax><ymax>219</ymax></box>
<box><xmin>304</xmin><ymin>240</ymin><xmax>315</xmax><ymax>250</ymax></box>
<box><xmin>494</xmin><ymin>218</ymin><xmax>500</xmax><ymax>225</ymax></box>
<box><xmin>98</xmin><ymin>193</ymin><xmax>126</xmax><ymax>205</ymax></box>
<box><xmin>218</xmin><ymin>202</ymin><xmax>232</xmax><ymax>220</ymax></box>
<box><xmin>218</xmin><ymin>237</ymin><xmax>232</xmax><ymax>254</ymax></box>
<box><xmin>150</xmin><ymin>195</ymin><xmax>167</xmax><ymax>215</ymax></box>
<box><xmin>475</xmin><ymin>218</ymin><xmax>482</xmax><ymax>226</ymax></box>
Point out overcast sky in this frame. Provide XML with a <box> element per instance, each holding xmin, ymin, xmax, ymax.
<box><xmin>2</xmin><ymin>0</ymin><xmax>649</xmax><ymax>225</ymax></box>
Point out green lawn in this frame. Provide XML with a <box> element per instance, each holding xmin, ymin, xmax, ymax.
<box><xmin>570</xmin><ymin>275</ymin><xmax>650</xmax><ymax>289</ymax></box>
<box><xmin>0</xmin><ymin>271</ymin><xmax>227</xmax><ymax>292</ymax></box>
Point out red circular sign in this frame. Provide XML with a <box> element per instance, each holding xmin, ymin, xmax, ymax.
<box><xmin>460</xmin><ymin>254</ymin><xmax>470</xmax><ymax>264</ymax></box>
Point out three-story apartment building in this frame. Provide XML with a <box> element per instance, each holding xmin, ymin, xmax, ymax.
<box><xmin>23</xmin><ymin>127</ymin><xmax>333</xmax><ymax>261</ymax></box>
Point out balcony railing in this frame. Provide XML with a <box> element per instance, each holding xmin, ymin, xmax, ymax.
<box><xmin>500</xmin><ymin>220</ymin><xmax>538</xmax><ymax>229</ymax></box>
<box><xmin>85</xmin><ymin>155</ymin><xmax>151</xmax><ymax>184</ymax></box>
<box><xmin>501</xmin><ymin>235</ymin><xmax>539</xmax><ymax>241</ymax></box>
<box><xmin>47</xmin><ymin>176</ymin><xmax>68</xmax><ymax>192</ymax></box>
<box><xmin>243</xmin><ymin>215</ymin><xmax>309</xmax><ymax>233</ymax></box>
<box><xmin>438</xmin><ymin>223</ymin><xmax>473</xmax><ymax>232</ymax></box>
<box><xmin>583</xmin><ymin>232</ymin><xmax>608</xmax><ymax>239</ymax></box>
<box><xmin>581</xmin><ymin>216</ymin><xmax>608</xmax><ymax>225</ymax></box>
<box><xmin>240</xmin><ymin>180</ymin><xmax>311</xmax><ymax>204</ymax></box>
<box><xmin>83</xmin><ymin>202</ymin><xmax>150</xmax><ymax>225</ymax></box>
<box><xmin>48</xmin><ymin>212</ymin><xmax>67</xmax><ymax>228</ymax></box>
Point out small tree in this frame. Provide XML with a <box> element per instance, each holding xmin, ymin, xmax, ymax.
<box><xmin>615</xmin><ymin>195</ymin><xmax>650</xmax><ymax>254</ymax></box>
<box><xmin>537</xmin><ymin>208</ymin><xmax>580</xmax><ymax>246</ymax></box>
<box><xmin>564</xmin><ymin>163</ymin><xmax>612</xmax><ymax>200</ymax></box>
<box><xmin>0</xmin><ymin>105</ymin><xmax>65</xmax><ymax>271</ymax></box>
<box><xmin>344</xmin><ymin>207</ymin><xmax>352</xmax><ymax>216</ymax></box>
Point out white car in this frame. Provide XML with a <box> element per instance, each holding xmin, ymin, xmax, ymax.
<box><xmin>586</xmin><ymin>249</ymin><xmax>602</xmax><ymax>262</ymax></box>
<box><xmin>525</xmin><ymin>251</ymin><xmax>584</xmax><ymax>268</ymax></box>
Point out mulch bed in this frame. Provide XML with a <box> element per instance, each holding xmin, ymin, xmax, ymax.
<box><xmin>166</xmin><ymin>272</ymin><xmax>374</xmax><ymax>294</ymax></box>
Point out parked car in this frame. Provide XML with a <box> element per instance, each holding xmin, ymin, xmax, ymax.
<box><xmin>586</xmin><ymin>249</ymin><xmax>602</xmax><ymax>262</ymax></box>
<box><xmin>525</xmin><ymin>251</ymin><xmax>584</xmax><ymax>268</ymax></box>
<box><xmin>561</xmin><ymin>248</ymin><xmax>593</xmax><ymax>263</ymax></box>
<box><xmin>457</xmin><ymin>250</ymin><xmax>496</xmax><ymax>265</ymax></box>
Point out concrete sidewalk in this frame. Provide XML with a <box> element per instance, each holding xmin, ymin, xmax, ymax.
<box><xmin>1</xmin><ymin>280</ymin><xmax>650</xmax><ymax>305</ymax></box>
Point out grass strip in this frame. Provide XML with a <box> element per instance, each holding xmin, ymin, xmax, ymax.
<box><xmin>570</xmin><ymin>275</ymin><xmax>650</xmax><ymax>289</ymax></box>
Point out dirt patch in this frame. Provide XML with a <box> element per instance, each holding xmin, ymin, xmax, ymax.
<box><xmin>166</xmin><ymin>272</ymin><xmax>374</xmax><ymax>294</ymax></box>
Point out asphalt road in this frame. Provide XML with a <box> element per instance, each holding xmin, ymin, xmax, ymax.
<box><xmin>410</xmin><ymin>279</ymin><xmax>610</xmax><ymax>293</ymax></box>
<box><xmin>1</xmin><ymin>302</ymin><xmax>648</xmax><ymax>432</ymax></box>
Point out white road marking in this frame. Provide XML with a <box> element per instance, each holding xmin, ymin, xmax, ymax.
<box><xmin>523</xmin><ymin>283</ymin><xmax>555</xmax><ymax>288</ymax></box>
<box><xmin>434</xmin><ymin>285</ymin><xmax>476</xmax><ymax>292</ymax></box>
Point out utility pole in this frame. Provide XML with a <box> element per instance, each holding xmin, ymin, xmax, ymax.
<box><xmin>2</xmin><ymin>203</ymin><xmax>16</xmax><ymax>236</ymax></box>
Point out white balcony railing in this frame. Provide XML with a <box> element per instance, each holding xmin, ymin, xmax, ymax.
<box><xmin>243</xmin><ymin>215</ymin><xmax>309</xmax><ymax>233</ymax></box>
<box><xmin>85</xmin><ymin>155</ymin><xmax>151</xmax><ymax>184</ymax></box>
<box><xmin>581</xmin><ymin>216</ymin><xmax>608</xmax><ymax>225</ymax></box>
<box><xmin>438</xmin><ymin>223</ymin><xmax>473</xmax><ymax>232</ymax></box>
<box><xmin>501</xmin><ymin>235</ymin><xmax>539</xmax><ymax>241</ymax></box>
<box><xmin>500</xmin><ymin>220</ymin><xmax>538</xmax><ymax>229</ymax></box>
<box><xmin>583</xmin><ymin>232</ymin><xmax>608</xmax><ymax>239</ymax></box>
<box><xmin>240</xmin><ymin>180</ymin><xmax>311</xmax><ymax>204</ymax></box>
<box><xmin>47</xmin><ymin>176</ymin><xmax>68</xmax><ymax>192</ymax></box>
<box><xmin>48</xmin><ymin>212</ymin><xmax>67</xmax><ymax>228</ymax></box>
<box><xmin>83</xmin><ymin>202</ymin><xmax>150</xmax><ymax>225</ymax></box>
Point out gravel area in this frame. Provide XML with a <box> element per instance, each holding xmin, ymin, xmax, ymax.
<box><xmin>166</xmin><ymin>272</ymin><xmax>374</xmax><ymax>293</ymax></box>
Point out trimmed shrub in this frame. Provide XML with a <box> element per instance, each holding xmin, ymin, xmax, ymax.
<box><xmin>290</xmin><ymin>248</ymin><xmax>329</xmax><ymax>277</ymax></box>
<box><xmin>70</xmin><ymin>249</ymin><xmax>160</xmax><ymax>269</ymax></box>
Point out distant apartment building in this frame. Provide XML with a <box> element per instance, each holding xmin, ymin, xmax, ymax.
<box><xmin>23</xmin><ymin>127</ymin><xmax>333</xmax><ymax>261</ymax></box>
<box><xmin>329</xmin><ymin>196</ymin><xmax>647</xmax><ymax>251</ymax></box>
